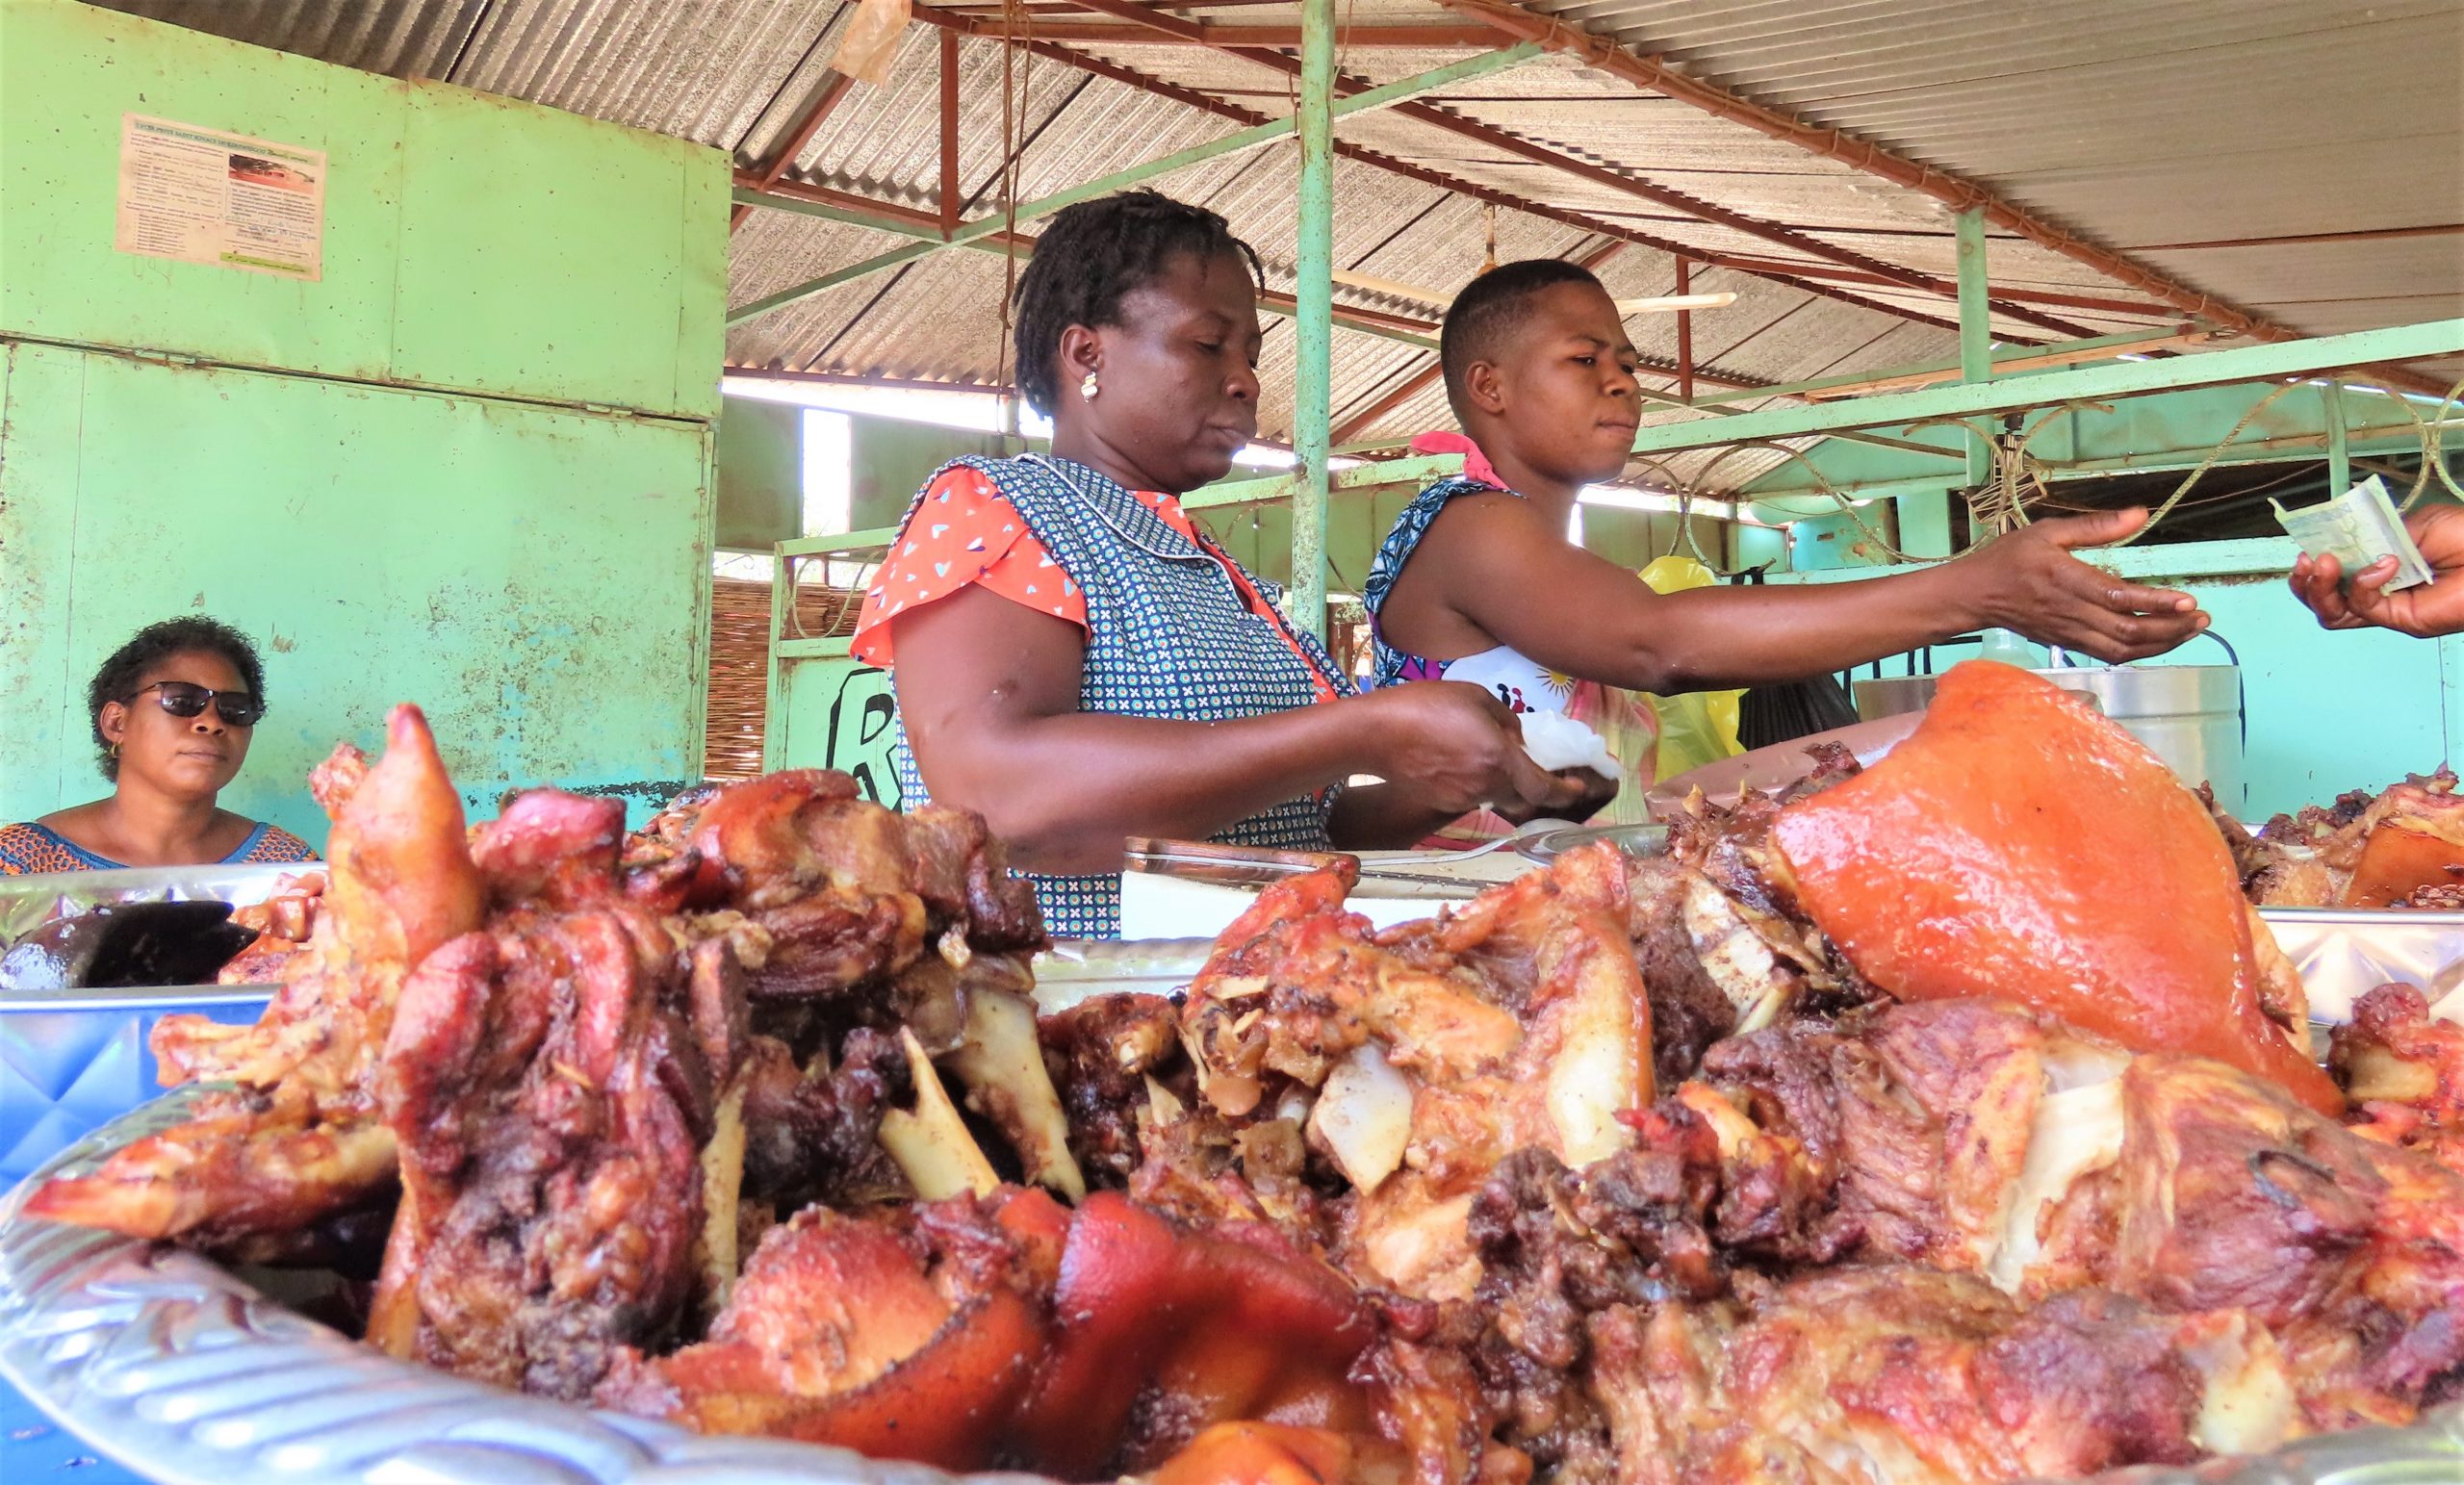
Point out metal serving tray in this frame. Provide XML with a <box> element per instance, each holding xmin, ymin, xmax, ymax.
<box><xmin>1</xmin><ymin>1090</ymin><xmax>2458</xmax><ymax>1485</ymax></box>
<box><xmin>1</xmin><ymin>865</ymin><xmax>321</xmax><ymax>1188</ymax></box>
<box><xmin>2261</xmin><ymin>907</ymin><xmax>2464</xmax><ymax>1022</ymax></box>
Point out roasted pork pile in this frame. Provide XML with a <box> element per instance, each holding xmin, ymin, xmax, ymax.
<box><xmin>23</xmin><ymin>665</ymin><xmax>2464</xmax><ymax>1485</ymax></box>
<box><xmin>2215</xmin><ymin>768</ymin><xmax>2464</xmax><ymax>909</ymax></box>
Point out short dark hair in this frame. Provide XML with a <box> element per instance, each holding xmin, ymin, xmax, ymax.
<box><xmin>1440</xmin><ymin>258</ymin><xmax>1606</xmax><ymax>418</ymax></box>
<box><xmin>1012</xmin><ymin>190</ymin><xmax>1264</xmax><ymax>416</ymax></box>
<box><xmin>88</xmin><ymin>617</ymin><xmax>268</xmax><ymax>781</ymax></box>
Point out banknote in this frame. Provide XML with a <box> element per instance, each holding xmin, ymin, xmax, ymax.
<box><xmin>2272</xmin><ymin>475</ymin><xmax>2433</xmax><ymax>592</ymax></box>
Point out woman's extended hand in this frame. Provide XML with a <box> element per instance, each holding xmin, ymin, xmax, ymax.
<box><xmin>2290</xmin><ymin>504</ymin><xmax>2464</xmax><ymax>639</ymax></box>
<box><xmin>1958</xmin><ymin>507</ymin><xmax>2209</xmax><ymax>662</ymax></box>
<box><xmin>1353</xmin><ymin>681</ymin><xmax>1568</xmax><ymax>817</ymax></box>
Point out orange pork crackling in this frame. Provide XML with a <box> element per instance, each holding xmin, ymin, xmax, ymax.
<box><xmin>1770</xmin><ymin>660</ymin><xmax>2342</xmax><ymax>1114</ymax></box>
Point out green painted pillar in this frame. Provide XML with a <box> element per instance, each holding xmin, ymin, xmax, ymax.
<box><xmin>1290</xmin><ymin>0</ymin><xmax>1335</xmax><ymax>637</ymax></box>
<box><xmin>2323</xmin><ymin>380</ymin><xmax>2350</xmax><ymax>495</ymax></box>
<box><xmin>1954</xmin><ymin>208</ymin><xmax>1993</xmax><ymax>491</ymax></box>
<box><xmin>1894</xmin><ymin>488</ymin><xmax>1957</xmax><ymax>558</ymax></box>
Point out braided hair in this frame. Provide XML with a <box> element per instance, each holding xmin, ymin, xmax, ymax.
<box><xmin>87</xmin><ymin>616</ymin><xmax>268</xmax><ymax>781</ymax></box>
<box><xmin>1012</xmin><ymin>191</ymin><xmax>1264</xmax><ymax>416</ymax></box>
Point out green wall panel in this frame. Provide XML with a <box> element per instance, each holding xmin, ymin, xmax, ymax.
<box><xmin>392</xmin><ymin>87</ymin><xmax>725</xmax><ymax>418</ymax></box>
<box><xmin>718</xmin><ymin>396</ymin><xmax>804</xmax><ymax>550</ymax></box>
<box><xmin>0</xmin><ymin>0</ymin><xmax>723</xmax><ymax>418</ymax></box>
<box><xmin>0</xmin><ymin>342</ymin><xmax>715</xmax><ymax>843</ymax></box>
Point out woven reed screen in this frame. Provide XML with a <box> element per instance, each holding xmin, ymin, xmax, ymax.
<box><xmin>705</xmin><ymin>572</ymin><xmax>869</xmax><ymax>781</ymax></box>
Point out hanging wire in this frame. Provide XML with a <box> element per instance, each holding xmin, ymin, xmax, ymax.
<box><xmin>992</xmin><ymin>0</ymin><xmax>1034</xmax><ymax>449</ymax></box>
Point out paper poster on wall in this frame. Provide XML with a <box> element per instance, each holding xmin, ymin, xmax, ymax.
<box><xmin>115</xmin><ymin>115</ymin><xmax>324</xmax><ymax>280</ymax></box>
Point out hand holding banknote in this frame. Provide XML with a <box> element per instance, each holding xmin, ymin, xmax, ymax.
<box><xmin>2291</xmin><ymin>503</ymin><xmax>2464</xmax><ymax>637</ymax></box>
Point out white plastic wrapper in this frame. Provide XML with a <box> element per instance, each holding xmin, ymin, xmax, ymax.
<box><xmin>1517</xmin><ymin>709</ymin><xmax>1623</xmax><ymax>781</ymax></box>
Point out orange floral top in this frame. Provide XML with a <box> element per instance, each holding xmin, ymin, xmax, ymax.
<box><xmin>851</xmin><ymin>464</ymin><xmax>1335</xmax><ymax>700</ymax></box>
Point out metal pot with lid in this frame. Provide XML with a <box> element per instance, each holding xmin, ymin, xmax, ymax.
<box><xmin>1852</xmin><ymin>631</ymin><xmax>2246</xmax><ymax>813</ymax></box>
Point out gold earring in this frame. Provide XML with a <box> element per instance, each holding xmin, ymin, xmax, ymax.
<box><xmin>109</xmin><ymin>742</ymin><xmax>120</xmax><ymax>759</ymax></box>
<box><xmin>1080</xmin><ymin>371</ymin><xmax>1099</xmax><ymax>401</ymax></box>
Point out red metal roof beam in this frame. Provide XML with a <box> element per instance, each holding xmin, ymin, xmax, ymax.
<box><xmin>899</xmin><ymin>3</ymin><xmax>1971</xmax><ymax>339</ymax></box>
<box><xmin>731</xmin><ymin>69</ymin><xmax>860</xmax><ymax>233</ymax></box>
<box><xmin>1433</xmin><ymin>0</ymin><xmax>2451</xmax><ymax>397</ymax></box>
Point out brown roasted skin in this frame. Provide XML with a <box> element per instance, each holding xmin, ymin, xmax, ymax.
<box><xmin>2335</xmin><ymin>984</ymin><xmax>2464</xmax><ymax>1174</ymax></box>
<box><xmin>2235</xmin><ymin>771</ymin><xmax>2464</xmax><ymax>908</ymax></box>
<box><xmin>602</xmin><ymin>1188</ymin><xmax>1379</xmax><ymax>1481</ymax></box>
<box><xmin>26</xmin><ymin>705</ymin><xmax>482</xmax><ymax>1243</ymax></box>
<box><xmin>1771</xmin><ymin>661</ymin><xmax>2340</xmax><ymax>1114</ymax></box>
<box><xmin>370</xmin><ymin>790</ymin><xmax>740</xmax><ymax>1398</ymax></box>
<box><xmin>217</xmin><ymin>872</ymin><xmax>328</xmax><ymax>986</ymax></box>
<box><xmin>668</xmin><ymin>773</ymin><xmax>1044</xmax><ymax>1001</ymax></box>
<box><xmin>1585</xmin><ymin>1267</ymin><xmax>2286</xmax><ymax>1485</ymax></box>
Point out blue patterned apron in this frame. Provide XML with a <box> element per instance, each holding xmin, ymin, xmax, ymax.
<box><xmin>891</xmin><ymin>454</ymin><xmax>1351</xmax><ymax>938</ymax></box>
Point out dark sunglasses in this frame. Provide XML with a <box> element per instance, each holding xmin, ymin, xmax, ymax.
<box><xmin>127</xmin><ymin>680</ymin><xmax>266</xmax><ymax>729</ymax></box>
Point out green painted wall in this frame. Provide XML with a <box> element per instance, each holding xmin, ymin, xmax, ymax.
<box><xmin>718</xmin><ymin>397</ymin><xmax>805</xmax><ymax>551</ymax></box>
<box><xmin>0</xmin><ymin>0</ymin><xmax>723</xmax><ymax>415</ymax></box>
<box><xmin>1</xmin><ymin>343</ymin><xmax>716</xmax><ymax>838</ymax></box>
<box><xmin>0</xmin><ymin>0</ymin><xmax>728</xmax><ymax>838</ymax></box>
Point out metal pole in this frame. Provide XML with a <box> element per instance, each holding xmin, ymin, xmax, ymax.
<box><xmin>1624</xmin><ymin>318</ymin><xmax>2464</xmax><ymax>454</ymax></box>
<box><xmin>1674</xmin><ymin>256</ymin><xmax>1695</xmax><ymax>404</ymax></box>
<box><xmin>939</xmin><ymin>31</ymin><xmax>962</xmax><ymax>232</ymax></box>
<box><xmin>1955</xmin><ymin>207</ymin><xmax>1993</xmax><ymax>490</ymax></box>
<box><xmin>2323</xmin><ymin>380</ymin><xmax>2350</xmax><ymax>494</ymax></box>
<box><xmin>1290</xmin><ymin>0</ymin><xmax>1335</xmax><ymax>638</ymax></box>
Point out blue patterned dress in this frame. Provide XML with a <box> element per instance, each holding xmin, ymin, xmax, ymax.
<box><xmin>887</xmin><ymin>454</ymin><xmax>1352</xmax><ymax>938</ymax></box>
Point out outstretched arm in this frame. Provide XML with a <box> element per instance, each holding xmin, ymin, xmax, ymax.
<box><xmin>1402</xmin><ymin>496</ymin><xmax>2207</xmax><ymax>695</ymax></box>
<box><xmin>891</xmin><ymin>585</ymin><xmax>1572</xmax><ymax>874</ymax></box>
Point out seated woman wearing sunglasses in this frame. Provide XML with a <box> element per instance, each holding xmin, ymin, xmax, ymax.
<box><xmin>0</xmin><ymin>617</ymin><xmax>317</xmax><ymax>874</ymax></box>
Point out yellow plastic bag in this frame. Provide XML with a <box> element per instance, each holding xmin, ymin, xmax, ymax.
<box><xmin>1635</xmin><ymin>555</ymin><xmax>1744</xmax><ymax>782</ymax></box>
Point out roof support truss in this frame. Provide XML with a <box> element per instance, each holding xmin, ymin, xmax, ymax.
<box><xmin>1625</xmin><ymin>319</ymin><xmax>2464</xmax><ymax>456</ymax></box>
<box><xmin>727</xmin><ymin>40</ymin><xmax>1547</xmax><ymax>327</ymax></box>
<box><xmin>1435</xmin><ymin>0</ymin><xmax>2451</xmax><ymax>398</ymax></box>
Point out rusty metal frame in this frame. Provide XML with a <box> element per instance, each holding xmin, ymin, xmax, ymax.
<box><xmin>1057</xmin><ymin>0</ymin><xmax>2098</xmax><ymax>338</ymax></box>
<box><xmin>1435</xmin><ymin>0</ymin><xmax>2450</xmax><ymax>398</ymax></box>
<box><xmin>896</xmin><ymin>5</ymin><xmax>1981</xmax><ymax>341</ymax></box>
<box><xmin>729</xmin><ymin>69</ymin><xmax>858</xmax><ymax>234</ymax></box>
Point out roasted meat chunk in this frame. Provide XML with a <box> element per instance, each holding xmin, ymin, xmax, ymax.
<box><xmin>1178</xmin><ymin>846</ymin><xmax>1654</xmax><ymax>1299</ymax></box>
<box><xmin>2335</xmin><ymin>983</ymin><xmax>2464</xmax><ymax>1173</ymax></box>
<box><xmin>1586</xmin><ymin>1267</ymin><xmax>2301</xmax><ymax>1485</ymax></box>
<box><xmin>27</xmin><ymin>705</ymin><xmax>482</xmax><ymax>1243</ymax></box>
<box><xmin>369</xmin><ymin>860</ymin><xmax>740</xmax><ymax>1398</ymax></box>
<box><xmin>603</xmin><ymin>1189</ymin><xmax>1376</xmax><ymax>1480</ymax></box>
<box><xmin>1772</xmin><ymin>660</ymin><xmax>2337</xmax><ymax>1113</ymax></box>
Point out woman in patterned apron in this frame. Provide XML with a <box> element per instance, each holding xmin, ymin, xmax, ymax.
<box><xmin>853</xmin><ymin>191</ymin><xmax>1595</xmax><ymax>938</ymax></box>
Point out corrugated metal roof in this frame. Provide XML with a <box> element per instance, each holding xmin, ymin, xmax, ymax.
<box><xmin>90</xmin><ymin>0</ymin><xmax>2464</xmax><ymax>494</ymax></box>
